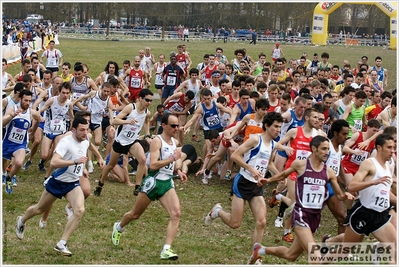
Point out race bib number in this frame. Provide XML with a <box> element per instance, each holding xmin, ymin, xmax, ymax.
<box><xmin>171</xmin><ymin>103</ymin><xmax>183</xmax><ymax>112</ymax></box>
<box><xmin>8</xmin><ymin>127</ymin><xmax>27</xmax><ymax>144</ymax></box>
<box><xmin>155</xmin><ymin>74</ymin><xmax>163</xmax><ymax>85</ymax></box>
<box><xmin>353</xmin><ymin>120</ymin><xmax>362</xmax><ymax>131</ymax></box>
<box><xmin>350</xmin><ymin>150</ymin><xmax>368</xmax><ymax>165</ymax></box>
<box><xmin>302</xmin><ymin>184</ymin><xmax>325</xmax><ymax>209</ymax></box>
<box><xmin>373</xmin><ymin>193</ymin><xmax>390</xmax><ymax>212</ymax></box>
<box><xmin>130</xmin><ymin>78</ymin><xmax>141</xmax><ymax>89</ymax></box>
<box><xmin>206</xmin><ymin>115</ymin><xmax>220</xmax><ymax>127</ymax></box>
<box><xmin>296</xmin><ymin>150</ymin><xmax>311</xmax><ymax>160</ymax></box>
<box><xmin>251</xmin><ymin>152</ymin><xmax>271</xmax><ymax>177</ymax></box>
<box><xmin>72</xmin><ymin>163</ymin><xmax>83</xmax><ymax>176</ymax></box>
<box><xmin>72</xmin><ymin>92</ymin><xmax>82</xmax><ymax>99</ymax></box>
<box><xmin>166</xmin><ymin>76</ymin><xmax>177</xmax><ymax>86</ymax></box>
<box><xmin>50</xmin><ymin>119</ymin><xmax>66</xmax><ymax>133</ymax></box>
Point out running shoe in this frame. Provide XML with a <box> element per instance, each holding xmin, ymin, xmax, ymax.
<box><xmin>111</xmin><ymin>222</ymin><xmax>122</xmax><ymax>246</ymax></box>
<box><xmin>88</xmin><ymin>161</ymin><xmax>94</xmax><ymax>174</ymax></box>
<box><xmin>204</xmin><ymin>203</ymin><xmax>222</xmax><ymax>225</ymax></box>
<box><xmin>38</xmin><ymin>162</ymin><xmax>46</xmax><ymax>173</ymax></box>
<box><xmin>5</xmin><ymin>177</ymin><xmax>12</xmax><ymax>194</ymax></box>
<box><xmin>65</xmin><ymin>204</ymin><xmax>73</xmax><ymax>220</ymax></box>
<box><xmin>94</xmin><ymin>184</ymin><xmax>103</xmax><ymax>196</ymax></box>
<box><xmin>268</xmin><ymin>189</ymin><xmax>280</xmax><ymax>208</ymax></box>
<box><xmin>22</xmin><ymin>160</ymin><xmax>32</xmax><ymax>170</ymax></box>
<box><xmin>39</xmin><ymin>219</ymin><xmax>47</xmax><ymax>229</ymax></box>
<box><xmin>160</xmin><ymin>248</ymin><xmax>178</xmax><ymax>260</ymax></box>
<box><xmin>217</xmin><ymin>164</ymin><xmax>222</xmax><ymax>175</ymax></box>
<box><xmin>274</xmin><ymin>216</ymin><xmax>283</xmax><ymax>228</ymax></box>
<box><xmin>282</xmin><ymin>232</ymin><xmax>294</xmax><ymax>243</ymax></box>
<box><xmin>11</xmin><ymin>175</ymin><xmax>17</xmax><ymax>186</ymax></box>
<box><xmin>202</xmin><ymin>172</ymin><xmax>209</xmax><ymax>185</ymax></box>
<box><xmin>54</xmin><ymin>242</ymin><xmax>72</xmax><ymax>256</ymax></box>
<box><xmin>248</xmin><ymin>242</ymin><xmax>263</xmax><ymax>265</ymax></box>
<box><xmin>224</xmin><ymin>170</ymin><xmax>231</xmax><ymax>181</ymax></box>
<box><xmin>320</xmin><ymin>234</ymin><xmax>331</xmax><ymax>257</ymax></box>
<box><xmin>16</xmin><ymin>216</ymin><xmax>25</xmax><ymax>239</ymax></box>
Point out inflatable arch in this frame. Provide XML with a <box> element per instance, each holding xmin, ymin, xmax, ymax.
<box><xmin>311</xmin><ymin>2</ymin><xmax>397</xmax><ymax>50</ymax></box>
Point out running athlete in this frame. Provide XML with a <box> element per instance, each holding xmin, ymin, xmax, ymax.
<box><xmin>252</xmin><ymin>136</ymin><xmax>352</xmax><ymax>265</ymax></box>
<box><xmin>16</xmin><ymin>116</ymin><xmax>90</xmax><ymax>256</ymax></box>
<box><xmin>153</xmin><ymin>54</ymin><xmax>167</xmax><ymax>97</ymax></box>
<box><xmin>333</xmin><ymin>86</ymin><xmax>355</xmax><ymax>119</ymax></box>
<box><xmin>229</xmin><ymin>89</ymin><xmax>255</xmax><ymax>123</ymax></box>
<box><xmin>94</xmin><ymin>89</ymin><xmax>153</xmax><ymax>196</ymax></box>
<box><xmin>37</xmin><ymin>82</ymin><xmax>73</xmax><ymax>173</ymax></box>
<box><xmin>326</xmin><ymin>134</ymin><xmax>396</xmax><ymax>264</ymax></box>
<box><xmin>342</xmin><ymin>90</ymin><xmax>367</xmax><ymax>138</ymax></box>
<box><xmin>71</xmin><ymin>64</ymin><xmax>98</xmax><ymax>113</ymax></box>
<box><xmin>71</xmin><ymin>82</ymin><xmax>114</xmax><ymax>173</ymax></box>
<box><xmin>3</xmin><ymin>90</ymin><xmax>40</xmax><ymax>193</ymax></box>
<box><xmin>162</xmin><ymin>54</ymin><xmax>185</xmax><ymax>103</ymax></box>
<box><xmin>204</xmin><ymin>112</ymin><xmax>290</xmax><ymax>264</ymax></box>
<box><xmin>23</xmin><ymin>76</ymin><xmax>62</xmax><ymax>170</ymax></box>
<box><xmin>111</xmin><ymin>113</ymin><xmax>187</xmax><ymax>261</ymax></box>
<box><xmin>341</xmin><ymin>119</ymin><xmax>380</xmax><ymax>208</ymax></box>
<box><xmin>40</xmin><ymin>40</ymin><xmax>63</xmax><ymax>77</ymax></box>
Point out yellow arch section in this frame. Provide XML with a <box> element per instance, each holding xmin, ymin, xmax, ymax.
<box><xmin>312</xmin><ymin>2</ymin><xmax>397</xmax><ymax>50</ymax></box>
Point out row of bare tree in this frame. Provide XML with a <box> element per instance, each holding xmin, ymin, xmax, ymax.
<box><xmin>3</xmin><ymin>3</ymin><xmax>389</xmax><ymax>35</ymax></box>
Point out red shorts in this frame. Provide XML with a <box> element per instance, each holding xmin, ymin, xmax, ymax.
<box><xmin>128</xmin><ymin>88</ymin><xmax>141</xmax><ymax>101</ymax></box>
<box><xmin>342</xmin><ymin>161</ymin><xmax>359</xmax><ymax>175</ymax></box>
<box><xmin>221</xmin><ymin>133</ymin><xmax>232</xmax><ymax>148</ymax></box>
<box><xmin>289</xmin><ymin>172</ymin><xmax>297</xmax><ymax>181</ymax></box>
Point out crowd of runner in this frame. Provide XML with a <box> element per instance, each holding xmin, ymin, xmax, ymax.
<box><xmin>2</xmin><ymin>40</ymin><xmax>396</xmax><ymax>264</ymax></box>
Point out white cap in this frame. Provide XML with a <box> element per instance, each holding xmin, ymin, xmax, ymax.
<box><xmin>350</xmin><ymin>83</ymin><xmax>360</xmax><ymax>89</ymax></box>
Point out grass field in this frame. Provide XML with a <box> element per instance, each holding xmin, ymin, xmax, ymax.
<box><xmin>2</xmin><ymin>37</ymin><xmax>396</xmax><ymax>265</ymax></box>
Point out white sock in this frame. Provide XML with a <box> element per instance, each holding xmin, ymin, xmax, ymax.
<box><xmin>58</xmin><ymin>239</ymin><xmax>67</xmax><ymax>246</ymax></box>
<box><xmin>275</xmin><ymin>193</ymin><xmax>282</xmax><ymax>201</ymax></box>
<box><xmin>259</xmin><ymin>246</ymin><xmax>267</xmax><ymax>255</ymax></box>
<box><xmin>212</xmin><ymin>207</ymin><xmax>222</xmax><ymax>218</ymax></box>
<box><xmin>116</xmin><ymin>222</ymin><xmax>124</xmax><ymax>232</ymax></box>
<box><xmin>283</xmin><ymin>229</ymin><xmax>291</xmax><ymax>235</ymax></box>
<box><xmin>88</xmin><ymin>160</ymin><xmax>93</xmax><ymax>166</ymax></box>
<box><xmin>162</xmin><ymin>244</ymin><xmax>171</xmax><ymax>252</ymax></box>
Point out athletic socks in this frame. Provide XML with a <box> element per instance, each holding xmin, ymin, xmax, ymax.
<box><xmin>278</xmin><ymin>202</ymin><xmax>288</xmax><ymax>218</ymax></box>
<box><xmin>283</xmin><ymin>229</ymin><xmax>291</xmax><ymax>235</ymax></box>
<box><xmin>116</xmin><ymin>222</ymin><xmax>124</xmax><ymax>232</ymax></box>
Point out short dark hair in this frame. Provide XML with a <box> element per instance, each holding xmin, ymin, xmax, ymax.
<box><xmin>383</xmin><ymin>126</ymin><xmax>397</xmax><ymax>136</ymax></box>
<box><xmin>13</xmin><ymin>83</ymin><xmax>26</xmax><ymax>94</ymax></box>
<box><xmin>375</xmin><ymin>133</ymin><xmax>394</xmax><ymax>150</ymax></box>
<box><xmin>331</xmin><ymin>119</ymin><xmax>350</xmax><ymax>136</ymax></box>
<box><xmin>208</xmin><ymin>130</ymin><xmax>220</xmax><ymax>140</ymax></box>
<box><xmin>139</xmin><ymin>88</ymin><xmax>153</xmax><ymax>98</ymax></box>
<box><xmin>189</xmin><ymin>68</ymin><xmax>199</xmax><ymax>75</ymax></box>
<box><xmin>310</xmin><ymin>135</ymin><xmax>329</xmax><ymax>150</ymax></box>
<box><xmin>185</xmin><ymin>90</ymin><xmax>195</xmax><ymax>100</ymax></box>
<box><xmin>354</xmin><ymin>90</ymin><xmax>367</xmax><ymax>99</ymax></box>
<box><xmin>239</xmin><ymin>89</ymin><xmax>250</xmax><ymax>97</ymax></box>
<box><xmin>72</xmin><ymin>116</ymin><xmax>88</xmax><ymax>129</ymax></box>
<box><xmin>19</xmin><ymin>89</ymin><xmax>33</xmax><ymax>99</ymax></box>
<box><xmin>367</xmin><ymin>119</ymin><xmax>380</xmax><ymax>129</ymax></box>
<box><xmin>255</xmin><ymin>98</ymin><xmax>269</xmax><ymax>110</ymax></box>
<box><xmin>216</xmin><ymin>96</ymin><xmax>226</xmax><ymax>104</ymax></box>
<box><xmin>161</xmin><ymin>113</ymin><xmax>176</xmax><ymax>125</ymax></box>
<box><xmin>262</xmin><ymin>112</ymin><xmax>283</xmax><ymax>130</ymax></box>
<box><xmin>74</xmin><ymin>64</ymin><xmax>84</xmax><ymax>72</ymax></box>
